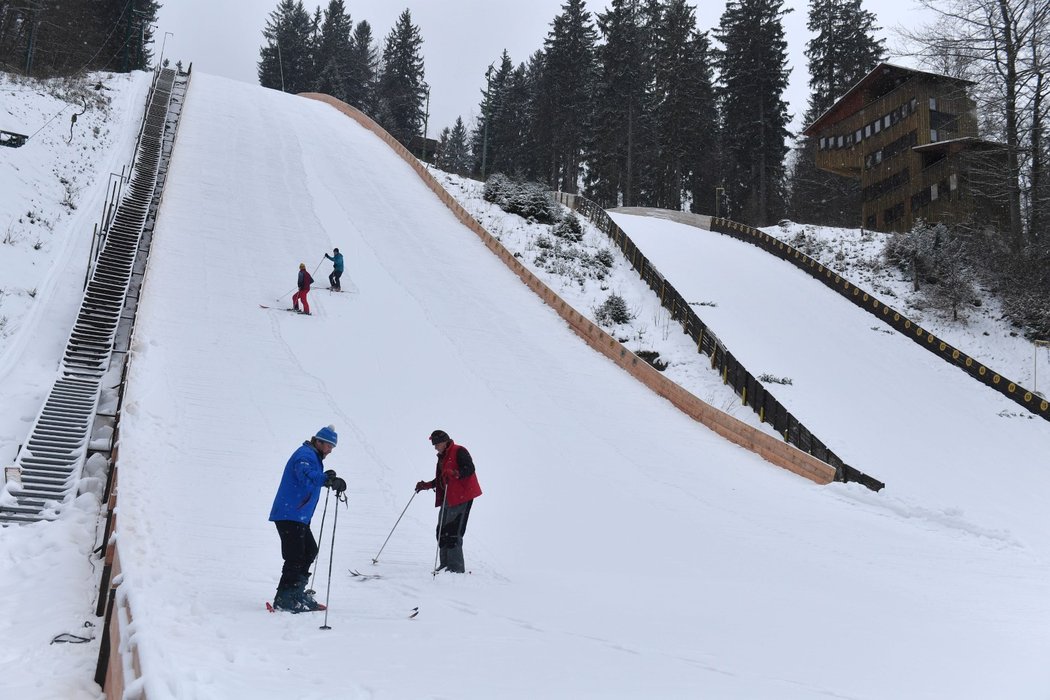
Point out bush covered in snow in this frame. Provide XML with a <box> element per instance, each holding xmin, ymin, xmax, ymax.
<box><xmin>594</xmin><ymin>293</ymin><xmax>633</xmax><ymax>325</ymax></box>
<box><xmin>552</xmin><ymin>213</ymin><xmax>584</xmax><ymax>242</ymax></box>
<box><xmin>482</xmin><ymin>173</ymin><xmax>559</xmax><ymax>223</ymax></box>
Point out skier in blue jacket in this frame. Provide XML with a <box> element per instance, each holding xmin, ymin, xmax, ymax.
<box><xmin>324</xmin><ymin>247</ymin><xmax>344</xmax><ymax>291</ymax></box>
<box><xmin>269</xmin><ymin>425</ymin><xmax>345</xmax><ymax>612</ymax></box>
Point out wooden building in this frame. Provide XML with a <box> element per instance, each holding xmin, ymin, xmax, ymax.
<box><xmin>804</xmin><ymin>63</ymin><xmax>1005</xmax><ymax>232</ymax></box>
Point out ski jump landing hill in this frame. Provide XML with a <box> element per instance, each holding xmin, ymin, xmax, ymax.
<box><xmin>92</xmin><ymin>73</ymin><xmax>1050</xmax><ymax>698</ymax></box>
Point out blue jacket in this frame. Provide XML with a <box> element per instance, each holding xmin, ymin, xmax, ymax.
<box><xmin>269</xmin><ymin>442</ymin><xmax>327</xmax><ymax>523</ymax></box>
<box><xmin>325</xmin><ymin>252</ymin><xmax>344</xmax><ymax>272</ymax></box>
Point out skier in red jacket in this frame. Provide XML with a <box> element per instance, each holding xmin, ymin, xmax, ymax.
<box><xmin>292</xmin><ymin>262</ymin><xmax>313</xmax><ymax>315</ymax></box>
<box><xmin>415</xmin><ymin>429</ymin><xmax>482</xmax><ymax>573</ymax></box>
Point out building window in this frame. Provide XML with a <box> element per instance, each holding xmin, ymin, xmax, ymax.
<box><xmin>855</xmin><ymin>129</ymin><xmax>862</xmax><ymax>142</ymax></box>
<box><xmin>910</xmin><ymin>97</ymin><xmax>918</xmax><ymax>112</ymax></box>
<box><xmin>864</xmin><ymin>124</ymin><xmax>872</xmax><ymax>138</ymax></box>
<box><xmin>950</xmin><ymin>173</ymin><xmax>958</xmax><ymax>190</ymax></box>
<box><xmin>930</xmin><ymin>129</ymin><xmax>938</xmax><ymax>141</ymax></box>
<box><xmin>874</xmin><ymin>120</ymin><xmax>881</xmax><ymax>133</ymax></box>
<box><xmin>929</xmin><ymin>97</ymin><xmax>937</xmax><ymax>110</ymax></box>
<box><xmin>931</xmin><ymin>183</ymin><xmax>939</xmax><ymax>200</ymax></box>
<box><xmin>884</xmin><ymin>115</ymin><xmax>891</xmax><ymax>128</ymax></box>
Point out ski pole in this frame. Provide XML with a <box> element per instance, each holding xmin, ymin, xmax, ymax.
<box><xmin>306</xmin><ymin>488</ymin><xmax>331</xmax><ymax>595</ymax></box>
<box><xmin>431</xmin><ymin>486</ymin><xmax>448</xmax><ymax>577</ymax></box>
<box><xmin>371</xmin><ymin>490</ymin><xmax>418</xmax><ymax>565</ymax></box>
<box><xmin>320</xmin><ymin>489</ymin><xmax>347</xmax><ymax>630</ymax></box>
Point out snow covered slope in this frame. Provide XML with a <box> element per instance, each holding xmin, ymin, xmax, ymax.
<box><xmin>611</xmin><ymin>212</ymin><xmax>1050</xmax><ymax>546</ymax></box>
<box><xmin>103</xmin><ymin>74</ymin><xmax>1050</xmax><ymax>698</ymax></box>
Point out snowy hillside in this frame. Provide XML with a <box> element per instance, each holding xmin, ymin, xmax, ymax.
<box><xmin>2</xmin><ymin>72</ymin><xmax>1050</xmax><ymax>699</ymax></box>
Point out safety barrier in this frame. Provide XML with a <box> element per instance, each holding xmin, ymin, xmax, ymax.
<box><xmin>561</xmin><ymin>193</ymin><xmax>883</xmax><ymax>491</ymax></box>
<box><xmin>709</xmin><ymin>217</ymin><xmax>1050</xmax><ymax>422</ymax></box>
<box><xmin>303</xmin><ymin>92</ymin><xmax>858</xmax><ymax>490</ymax></box>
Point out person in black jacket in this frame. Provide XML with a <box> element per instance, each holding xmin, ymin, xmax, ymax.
<box><xmin>415</xmin><ymin>430</ymin><xmax>482</xmax><ymax>573</ymax></box>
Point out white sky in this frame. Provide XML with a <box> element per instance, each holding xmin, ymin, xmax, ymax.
<box><xmin>155</xmin><ymin>0</ymin><xmax>932</xmax><ymax>138</ymax></box>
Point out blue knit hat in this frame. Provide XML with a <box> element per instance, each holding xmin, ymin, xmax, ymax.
<box><xmin>314</xmin><ymin>425</ymin><xmax>338</xmax><ymax>446</ymax></box>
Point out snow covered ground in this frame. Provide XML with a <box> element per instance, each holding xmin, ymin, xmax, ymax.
<box><xmin>760</xmin><ymin>221</ymin><xmax>1050</xmax><ymax>392</ymax></box>
<box><xmin>2</xmin><ymin>70</ymin><xmax>1050</xmax><ymax>698</ymax></box>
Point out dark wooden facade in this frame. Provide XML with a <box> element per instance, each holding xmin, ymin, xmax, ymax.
<box><xmin>804</xmin><ymin>63</ymin><xmax>1003</xmax><ymax>232</ymax></box>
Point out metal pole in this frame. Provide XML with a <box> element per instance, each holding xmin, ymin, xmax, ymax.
<box><xmin>319</xmin><ymin>490</ymin><xmax>346</xmax><ymax>630</ymax></box>
<box><xmin>481</xmin><ymin>65</ymin><xmax>493</xmax><ymax>180</ymax></box>
<box><xmin>432</xmin><ymin>486</ymin><xmax>448</xmax><ymax>576</ymax></box>
<box><xmin>276</xmin><ymin>42</ymin><xmax>285</xmax><ymax>92</ymax></box>
<box><xmin>306</xmin><ymin>489</ymin><xmax>332</xmax><ymax>594</ymax></box>
<box><xmin>371</xmin><ymin>490</ymin><xmax>418</xmax><ymax>564</ymax></box>
<box><xmin>160</xmin><ymin>31</ymin><xmax>173</xmax><ymax>68</ymax></box>
<box><xmin>1035</xmin><ymin>340</ymin><xmax>1050</xmax><ymax>395</ymax></box>
<box><xmin>420</xmin><ymin>82</ymin><xmax>430</xmax><ymax>162</ymax></box>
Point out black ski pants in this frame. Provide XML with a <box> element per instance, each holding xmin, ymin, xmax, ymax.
<box><xmin>275</xmin><ymin>520</ymin><xmax>318</xmax><ymax>591</ymax></box>
<box><xmin>329</xmin><ymin>269</ymin><xmax>343</xmax><ymax>289</ymax></box>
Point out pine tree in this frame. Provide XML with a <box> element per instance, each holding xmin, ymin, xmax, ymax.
<box><xmin>715</xmin><ymin>0</ymin><xmax>792</xmax><ymax>226</ymax></box>
<box><xmin>650</xmin><ymin>0</ymin><xmax>717</xmax><ymax>211</ymax></box>
<box><xmin>472</xmin><ymin>51</ymin><xmax>533</xmax><ymax>178</ymax></box>
<box><xmin>346</xmin><ymin>20</ymin><xmax>378</xmax><ymax>113</ymax></box>
<box><xmin>585</xmin><ymin>0</ymin><xmax>645</xmax><ymax>207</ymax></box>
<box><xmin>536</xmin><ymin>0</ymin><xmax>598</xmax><ymax>192</ymax></box>
<box><xmin>258</xmin><ymin>0</ymin><xmax>316</xmax><ymax>94</ymax></box>
<box><xmin>375</xmin><ymin>9</ymin><xmax>427</xmax><ymax>147</ymax></box>
<box><xmin>438</xmin><ymin>117</ymin><xmax>471</xmax><ymax>175</ymax></box>
<box><xmin>0</xmin><ymin>0</ymin><xmax>158</xmax><ymax>76</ymax></box>
<box><xmin>314</xmin><ymin>0</ymin><xmax>354</xmax><ymax>101</ymax></box>
<box><xmin>789</xmin><ymin>0</ymin><xmax>884</xmax><ymax>225</ymax></box>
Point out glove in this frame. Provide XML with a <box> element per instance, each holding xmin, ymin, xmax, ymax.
<box><xmin>323</xmin><ymin>470</ymin><xmax>338</xmax><ymax>488</ymax></box>
<box><xmin>415</xmin><ymin>480</ymin><xmax>431</xmax><ymax>493</ymax></box>
<box><xmin>328</xmin><ymin>476</ymin><xmax>347</xmax><ymax>493</ymax></box>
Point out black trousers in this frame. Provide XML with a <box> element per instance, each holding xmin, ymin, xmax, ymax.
<box><xmin>329</xmin><ymin>270</ymin><xmax>343</xmax><ymax>288</ymax></box>
<box><xmin>275</xmin><ymin>520</ymin><xmax>318</xmax><ymax>591</ymax></box>
<box><xmin>437</xmin><ymin>500</ymin><xmax>472</xmax><ymax>548</ymax></box>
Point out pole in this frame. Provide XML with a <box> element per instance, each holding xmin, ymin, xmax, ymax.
<box><xmin>480</xmin><ymin>65</ymin><xmax>493</xmax><ymax>180</ymax></box>
<box><xmin>319</xmin><ymin>490</ymin><xmax>346</xmax><ymax>630</ymax></box>
<box><xmin>1035</xmin><ymin>340</ymin><xmax>1050</xmax><ymax>396</ymax></box>
<box><xmin>420</xmin><ymin>82</ymin><xmax>430</xmax><ymax>162</ymax></box>
<box><xmin>432</xmin><ymin>486</ymin><xmax>448</xmax><ymax>577</ymax></box>
<box><xmin>275</xmin><ymin>42</ymin><xmax>285</xmax><ymax>92</ymax></box>
<box><xmin>160</xmin><ymin>31</ymin><xmax>173</xmax><ymax>68</ymax></box>
<box><xmin>371</xmin><ymin>490</ymin><xmax>418</xmax><ymax>564</ymax></box>
<box><xmin>306</xmin><ymin>489</ymin><xmax>331</xmax><ymax>595</ymax></box>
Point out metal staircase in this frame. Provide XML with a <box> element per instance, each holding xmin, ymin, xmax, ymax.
<box><xmin>1</xmin><ymin>67</ymin><xmax>187</xmax><ymax>524</ymax></box>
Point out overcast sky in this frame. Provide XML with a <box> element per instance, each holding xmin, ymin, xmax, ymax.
<box><xmin>155</xmin><ymin>0</ymin><xmax>932</xmax><ymax>139</ymax></box>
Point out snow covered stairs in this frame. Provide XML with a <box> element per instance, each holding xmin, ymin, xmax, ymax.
<box><xmin>0</xmin><ymin>68</ymin><xmax>183</xmax><ymax>525</ymax></box>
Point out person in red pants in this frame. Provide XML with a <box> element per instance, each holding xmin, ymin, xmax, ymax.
<box><xmin>292</xmin><ymin>262</ymin><xmax>313</xmax><ymax>315</ymax></box>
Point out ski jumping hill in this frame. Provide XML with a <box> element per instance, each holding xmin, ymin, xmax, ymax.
<box><xmin>108</xmin><ymin>73</ymin><xmax>1050</xmax><ymax>697</ymax></box>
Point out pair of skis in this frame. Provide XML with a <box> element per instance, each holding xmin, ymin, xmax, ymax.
<box><xmin>266</xmin><ymin>569</ymin><xmax>418</xmax><ymax>618</ymax></box>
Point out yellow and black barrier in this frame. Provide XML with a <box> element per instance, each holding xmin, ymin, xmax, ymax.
<box><xmin>709</xmin><ymin>217</ymin><xmax>1050</xmax><ymax>423</ymax></box>
<box><xmin>568</xmin><ymin>195</ymin><xmax>884</xmax><ymax>491</ymax></box>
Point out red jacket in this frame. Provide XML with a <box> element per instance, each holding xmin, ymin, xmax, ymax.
<box><xmin>430</xmin><ymin>442</ymin><xmax>482</xmax><ymax>507</ymax></box>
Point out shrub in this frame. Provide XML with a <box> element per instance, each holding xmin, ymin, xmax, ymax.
<box><xmin>483</xmin><ymin>173</ymin><xmax>558</xmax><ymax>223</ymax></box>
<box><xmin>552</xmin><ymin>213</ymin><xmax>583</xmax><ymax>242</ymax></box>
<box><xmin>594</xmin><ymin>293</ymin><xmax>633</xmax><ymax>325</ymax></box>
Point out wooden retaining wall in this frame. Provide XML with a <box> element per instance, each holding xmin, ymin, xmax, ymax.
<box><xmin>302</xmin><ymin>92</ymin><xmax>838</xmax><ymax>486</ymax></box>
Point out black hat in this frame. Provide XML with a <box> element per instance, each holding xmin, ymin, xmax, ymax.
<box><xmin>429</xmin><ymin>429</ymin><xmax>450</xmax><ymax>445</ymax></box>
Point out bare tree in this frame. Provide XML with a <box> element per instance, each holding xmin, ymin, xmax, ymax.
<box><xmin>900</xmin><ymin>0</ymin><xmax>1050</xmax><ymax>251</ymax></box>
